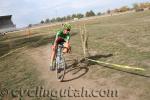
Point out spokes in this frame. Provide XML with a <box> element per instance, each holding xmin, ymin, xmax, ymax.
<box><xmin>56</xmin><ymin>60</ymin><xmax>66</xmax><ymax>82</ymax></box>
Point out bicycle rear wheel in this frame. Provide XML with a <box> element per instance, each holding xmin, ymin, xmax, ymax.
<box><xmin>56</xmin><ymin>56</ymin><xmax>66</xmax><ymax>82</ymax></box>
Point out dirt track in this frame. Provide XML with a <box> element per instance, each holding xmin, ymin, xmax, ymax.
<box><xmin>22</xmin><ymin>44</ymin><xmax>150</xmax><ymax>100</ymax></box>
<box><xmin>23</xmin><ymin>45</ymin><xmax>118</xmax><ymax>100</ymax></box>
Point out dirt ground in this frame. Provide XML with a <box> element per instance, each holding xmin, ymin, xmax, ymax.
<box><xmin>21</xmin><ymin>44</ymin><xmax>150</xmax><ymax>100</ymax></box>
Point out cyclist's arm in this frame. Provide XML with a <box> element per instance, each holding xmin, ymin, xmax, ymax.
<box><xmin>65</xmin><ymin>34</ymin><xmax>71</xmax><ymax>47</ymax></box>
<box><xmin>54</xmin><ymin>32</ymin><xmax>60</xmax><ymax>47</ymax></box>
<box><xmin>66</xmin><ymin>33</ymin><xmax>70</xmax><ymax>41</ymax></box>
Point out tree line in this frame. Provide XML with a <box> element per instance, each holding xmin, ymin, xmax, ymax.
<box><xmin>40</xmin><ymin>10</ymin><xmax>96</xmax><ymax>24</ymax></box>
<box><xmin>28</xmin><ymin>2</ymin><xmax>150</xmax><ymax>27</ymax></box>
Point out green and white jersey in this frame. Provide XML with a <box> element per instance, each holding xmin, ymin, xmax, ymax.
<box><xmin>55</xmin><ymin>30</ymin><xmax>70</xmax><ymax>41</ymax></box>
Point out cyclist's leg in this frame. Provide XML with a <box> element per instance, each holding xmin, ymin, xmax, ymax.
<box><xmin>50</xmin><ymin>45</ymin><xmax>56</xmax><ymax>67</ymax></box>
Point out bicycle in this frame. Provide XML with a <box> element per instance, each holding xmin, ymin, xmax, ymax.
<box><xmin>52</xmin><ymin>44</ymin><xmax>67</xmax><ymax>82</ymax></box>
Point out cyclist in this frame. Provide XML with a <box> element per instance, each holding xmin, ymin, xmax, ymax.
<box><xmin>50</xmin><ymin>23</ymin><xmax>71</xmax><ymax>70</ymax></box>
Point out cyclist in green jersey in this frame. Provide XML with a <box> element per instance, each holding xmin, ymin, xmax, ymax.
<box><xmin>50</xmin><ymin>23</ymin><xmax>71</xmax><ymax>69</ymax></box>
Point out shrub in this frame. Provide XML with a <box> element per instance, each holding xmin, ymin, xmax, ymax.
<box><xmin>135</xmin><ymin>8</ymin><xmax>144</xmax><ymax>12</ymax></box>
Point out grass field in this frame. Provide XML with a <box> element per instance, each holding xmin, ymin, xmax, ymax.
<box><xmin>0</xmin><ymin>10</ymin><xmax>150</xmax><ymax>100</ymax></box>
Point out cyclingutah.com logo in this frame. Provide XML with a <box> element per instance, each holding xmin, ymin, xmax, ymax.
<box><xmin>0</xmin><ymin>86</ymin><xmax>119</xmax><ymax>99</ymax></box>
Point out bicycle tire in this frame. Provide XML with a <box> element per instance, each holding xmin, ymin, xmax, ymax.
<box><xmin>56</xmin><ymin>56</ymin><xmax>66</xmax><ymax>82</ymax></box>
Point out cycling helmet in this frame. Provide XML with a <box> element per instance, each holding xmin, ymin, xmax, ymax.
<box><xmin>63</xmin><ymin>23</ymin><xmax>71</xmax><ymax>30</ymax></box>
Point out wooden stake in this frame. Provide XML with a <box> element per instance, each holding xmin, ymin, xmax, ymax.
<box><xmin>79</xmin><ymin>24</ymin><xmax>89</xmax><ymax>58</ymax></box>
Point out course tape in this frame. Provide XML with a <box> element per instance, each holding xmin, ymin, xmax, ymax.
<box><xmin>88</xmin><ymin>58</ymin><xmax>145</xmax><ymax>71</ymax></box>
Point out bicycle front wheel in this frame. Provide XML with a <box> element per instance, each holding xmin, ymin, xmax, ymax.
<box><xmin>56</xmin><ymin>56</ymin><xmax>66</xmax><ymax>82</ymax></box>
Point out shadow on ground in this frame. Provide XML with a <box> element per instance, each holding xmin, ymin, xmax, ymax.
<box><xmin>61</xmin><ymin>54</ymin><xmax>113</xmax><ymax>82</ymax></box>
<box><xmin>88</xmin><ymin>54</ymin><xmax>113</xmax><ymax>60</ymax></box>
<box><xmin>63</xmin><ymin>54</ymin><xmax>150</xmax><ymax>82</ymax></box>
<box><xmin>62</xmin><ymin>59</ymin><xmax>89</xmax><ymax>82</ymax></box>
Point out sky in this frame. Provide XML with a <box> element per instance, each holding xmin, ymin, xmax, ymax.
<box><xmin>0</xmin><ymin>0</ymin><xmax>150</xmax><ymax>27</ymax></box>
